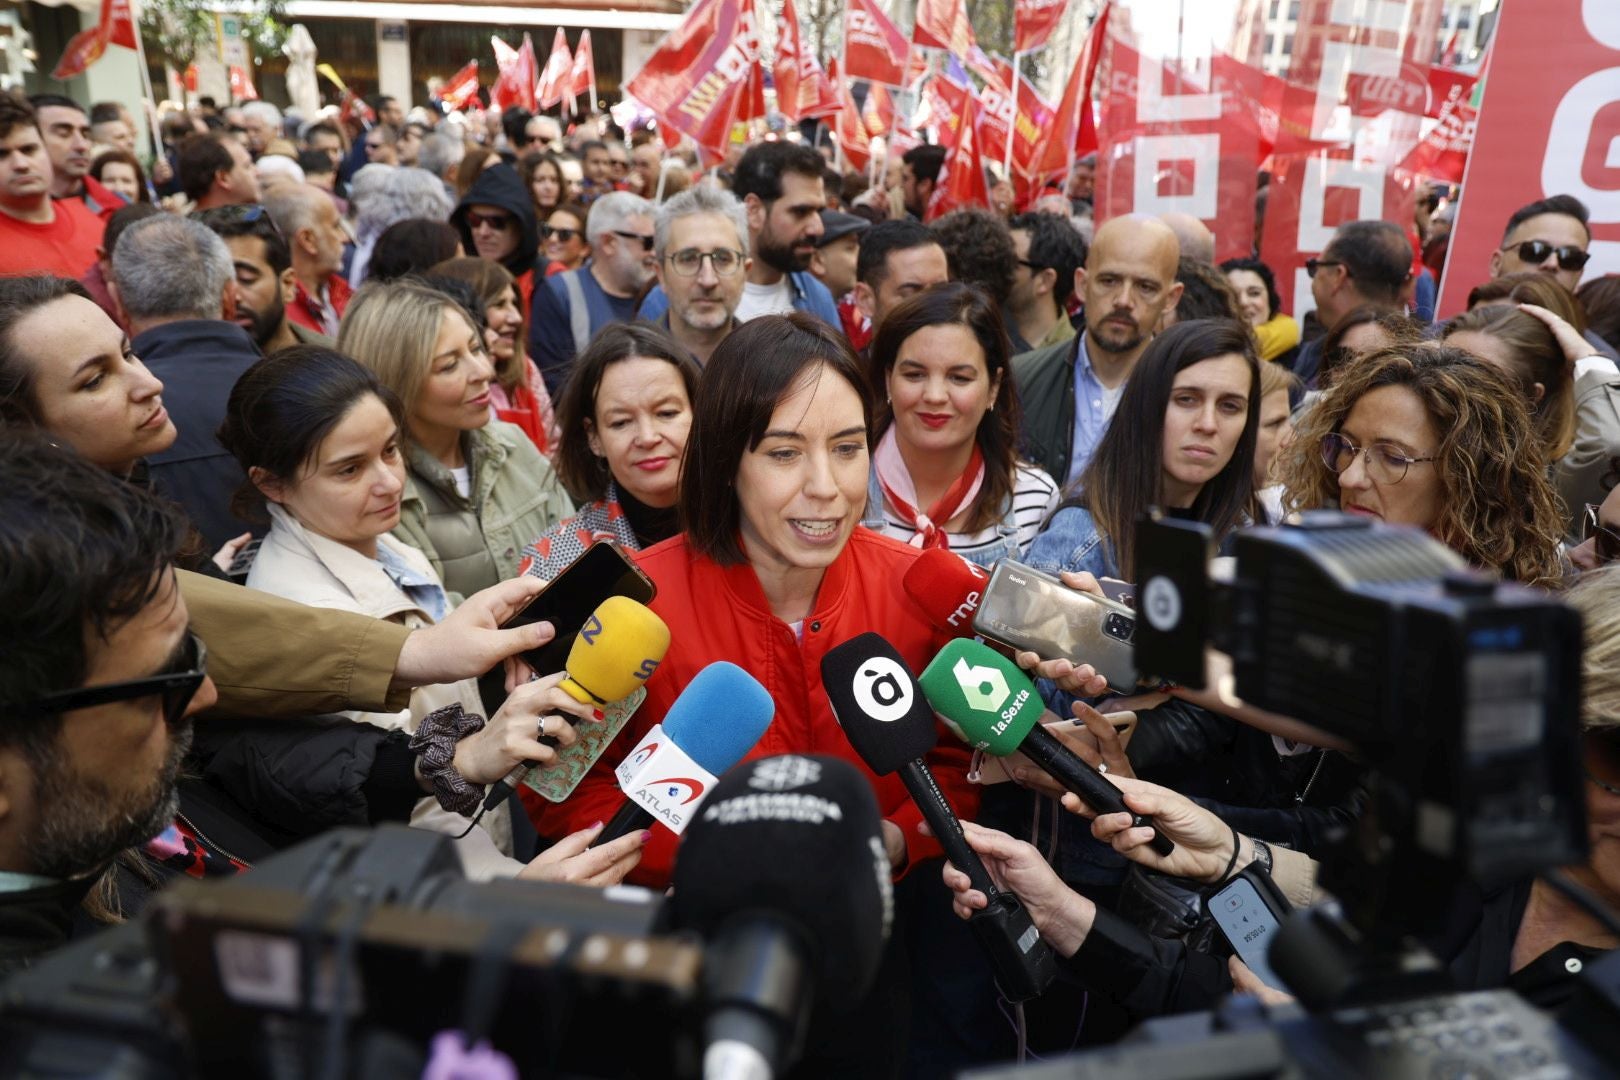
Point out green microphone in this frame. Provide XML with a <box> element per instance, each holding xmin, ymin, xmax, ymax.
<box><xmin>920</xmin><ymin>639</ymin><xmax>1174</xmax><ymax>857</ymax></box>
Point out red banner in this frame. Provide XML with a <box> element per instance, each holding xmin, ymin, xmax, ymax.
<box><xmin>538</xmin><ymin>28</ymin><xmax>575</xmax><ymax>111</ymax></box>
<box><xmin>1259</xmin><ymin>0</ymin><xmax>1443</xmax><ymax>317</ymax></box>
<box><xmin>1397</xmin><ymin>77</ymin><xmax>1474</xmax><ymax>184</ymax></box>
<box><xmin>914</xmin><ymin>0</ymin><xmax>975</xmax><ymax>56</ymax></box>
<box><xmin>863</xmin><ymin>82</ymin><xmax>895</xmax><ymax>137</ymax></box>
<box><xmin>571</xmin><ymin>30</ymin><xmax>598</xmax><ymax>108</ymax></box>
<box><xmin>845</xmin><ymin>0</ymin><xmax>911</xmax><ymax>87</ymax></box>
<box><xmin>625</xmin><ymin>0</ymin><xmax>766</xmax><ymax>159</ymax></box>
<box><xmin>491</xmin><ymin>33</ymin><xmax>538</xmax><ymax>113</ymax></box>
<box><xmin>973</xmin><ymin>63</ymin><xmax>1055</xmax><ymax>191</ymax></box>
<box><xmin>52</xmin><ymin>0</ymin><xmax>135</xmax><ymax>81</ymax></box>
<box><xmin>828</xmin><ymin>58</ymin><xmax>872</xmax><ymax>173</ymax></box>
<box><xmin>928</xmin><ymin>98</ymin><xmax>989</xmax><ymax>220</ymax></box>
<box><xmin>1437</xmin><ymin>0</ymin><xmax>1620</xmax><ymax>315</ymax></box>
<box><xmin>1014</xmin><ymin>0</ymin><xmax>1068</xmax><ymax>54</ymax></box>
<box><xmin>776</xmin><ymin>0</ymin><xmax>837</xmax><ymax>121</ymax></box>
<box><xmin>1028</xmin><ymin>0</ymin><xmax>1109</xmax><ymax>192</ymax></box>
<box><xmin>927</xmin><ymin>73</ymin><xmax>971</xmax><ymax>152</ymax></box>
<box><xmin>440</xmin><ymin>60</ymin><xmax>481</xmax><ymax>111</ymax></box>
<box><xmin>1095</xmin><ymin>33</ymin><xmax>1263</xmax><ymax>264</ymax></box>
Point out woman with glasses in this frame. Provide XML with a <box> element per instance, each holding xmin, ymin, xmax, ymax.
<box><xmin>519</xmin><ymin>323</ymin><xmax>698</xmax><ymax>580</ymax></box>
<box><xmin>338</xmin><ymin>278</ymin><xmax>573</xmax><ymax>600</ymax></box>
<box><xmin>864</xmin><ymin>283</ymin><xmax>1059</xmax><ymax>566</ymax></box>
<box><xmin>450</xmin><ymin>162</ymin><xmax>541</xmax><ymax>313</ymax></box>
<box><xmin>1282</xmin><ymin>344</ymin><xmax>1566</xmax><ymax>588</ymax></box>
<box><xmin>541</xmin><ymin>202</ymin><xmax>589</xmax><ymax>274</ymax></box>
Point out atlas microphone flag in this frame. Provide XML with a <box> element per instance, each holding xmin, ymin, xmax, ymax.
<box><xmin>1014</xmin><ymin>0</ymin><xmax>1070</xmax><ymax>54</ymax></box>
<box><xmin>440</xmin><ymin>60</ymin><xmax>481</xmax><ymax>111</ymax></box>
<box><xmin>52</xmin><ymin>0</ymin><xmax>136</xmax><ymax>81</ymax></box>
<box><xmin>1029</xmin><ymin>0</ymin><xmax>1110</xmax><ymax>192</ymax></box>
<box><xmin>845</xmin><ymin>0</ymin><xmax>911</xmax><ymax>88</ymax></box>
<box><xmin>625</xmin><ymin>0</ymin><xmax>767</xmax><ymax>161</ymax></box>
<box><xmin>491</xmin><ymin>33</ymin><xmax>538</xmax><ymax>112</ymax></box>
<box><xmin>538</xmin><ymin>28</ymin><xmax>575</xmax><ymax>112</ymax></box>
<box><xmin>570</xmin><ymin>29</ymin><xmax>598</xmax><ymax>112</ymax></box>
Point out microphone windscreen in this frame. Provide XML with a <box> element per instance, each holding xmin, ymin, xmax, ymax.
<box><xmin>903</xmin><ymin>549</ymin><xmax>990</xmax><ymax>639</ymax></box>
<box><xmin>563</xmin><ymin>596</ymin><xmax>672</xmax><ymax>703</ymax></box>
<box><xmin>820</xmin><ymin>633</ymin><xmax>938</xmax><ymax>775</ymax></box>
<box><xmin>671</xmin><ymin>754</ymin><xmax>891</xmax><ymax>1003</ymax></box>
<box><xmin>662</xmin><ymin>661</ymin><xmax>775</xmax><ymax>775</ymax></box>
<box><xmin>919</xmin><ymin>639</ymin><xmax>1043</xmax><ymax>755</ymax></box>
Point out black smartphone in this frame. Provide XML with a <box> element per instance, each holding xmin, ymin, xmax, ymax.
<box><xmin>1207</xmin><ymin>865</ymin><xmax>1292</xmax><ymax>993</ymax></box>
<box><xmin>502</xmin><ymin>540</ymin><xmax>656</xmax><ymax>675</ymax></box>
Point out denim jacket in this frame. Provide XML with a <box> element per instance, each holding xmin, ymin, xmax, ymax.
<box><xmin>1022</xmin><ymin>504</ymin><xmax>1119</xmax><ymax>581</ymax></box>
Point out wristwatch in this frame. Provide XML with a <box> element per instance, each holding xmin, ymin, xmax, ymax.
<box><xmin>1250</xmin><ymin>838</ymin><xmax>1274</xmax><ymax>876</ymax></box>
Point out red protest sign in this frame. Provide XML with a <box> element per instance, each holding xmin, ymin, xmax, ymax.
<box><xmin>626</xmin><ymin>0</ymin><xmax>766</xmax><ymax>159</ymax></box>
<box><xmin>1437</xmin><ymin>0</ymin><xmax>1620</xmax><ymax>316</ymax></box>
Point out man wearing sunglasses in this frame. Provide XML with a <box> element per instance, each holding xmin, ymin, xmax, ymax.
<box><xmin>1294</xmin><ymin>219</ymin><xmax>1411</xmax><ymax>387</ymax></box>
<box><xmin>1490</xmin><ymin>194</ymin><xmax>1593</xmax><ymax>294</ymax></box>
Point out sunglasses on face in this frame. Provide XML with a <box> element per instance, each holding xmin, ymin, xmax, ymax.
<box><xmin>466</xmin><ymin>210</ymin><xmax>515</xmax><ymax>231</ymax></box>
<box><xmin>1503</xmin><ymin>239</ymin><xmax>1590</xmax><ymax>272</ymax></box>
<box><xmin>22</xmin><ymin>632</ymin><xmax>208</xmax><ymax>728</ymax></box>
<box><xmin>1304</xmin><ymin>257</ymin><xmax>1344</xmax><ymax>279</ymax></box>
<box><xmin>539</xmin><ymin>224</ymin><xmax>579</xmax><ymax>242</ymax></box>
<box><xmin>612</xmin><ymin>230</ymin><xmax>656</xmax><ymax>252</ymax></box>
<box><xmin>1584</xmin><ymin>503</ymin><xmax>1620</xmax><ymax>565</ymax></box>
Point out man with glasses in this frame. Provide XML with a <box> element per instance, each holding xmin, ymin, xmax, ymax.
<box><xmin>1572</xmin><ymin>480</ymin><xmax>1620</xmax><ymax>572</ymax></box>
<box><xmin>1489</xmin><ymin>194</ymin><xmax>1616</xmax><ymax>360</ymax></box>
<box><xmin>651</xmin><ymin>186</ymin><xmax>751</xmax><ymax>366</ymax></box>
<box><xmin>1007</xmin><ymin>211</ymin><xmax>1086</xmax><ymax>354</ymax></box>
<box><xmin>529</xmin><ymin>190</ymin><xmax>657</xmax><ymax>394</ymax></box>
<box><xmin>1295</xmin><ymin>219</ymin><xmax>1412</xmax><ymax>386</ymax></box>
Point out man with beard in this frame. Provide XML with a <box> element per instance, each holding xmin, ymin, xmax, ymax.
<box><xmin>651</xmin><ymin>185</ymin><xmax>749</xmax><ymax>366</ymax></box>
<box><xmin>195</xmin><ymin>203</ymin><xmax>330</xmax><ymax>354</ymax></box>
<box><xmin>1012</xmin><ymin>215</ymin><xmax>1183</xmax><ymax>486</ymax></box>
<box><xmin>730</xmin><ymin>141</ymin><xmax>838</xmax><ymax>324</ymax></box>
<box><xmin>530</xmin><ymin>190</ymin><xmax>656</xmax><ymax>394</ymax></box>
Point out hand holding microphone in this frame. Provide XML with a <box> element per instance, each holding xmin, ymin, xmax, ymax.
<box><xmin>452</xmin><ymin>671</ymin><xmax>597</xmax><ymax>785</ymax></box>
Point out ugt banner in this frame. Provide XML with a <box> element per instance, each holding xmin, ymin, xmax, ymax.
<box><xmin>1437</xmin><ymin>0</ymin><xmax>1620</xmax><ymax>317</ymax></box>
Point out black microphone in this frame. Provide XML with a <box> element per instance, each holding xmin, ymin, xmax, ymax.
<box><xmin>820</xmin><ymin>633</ymin><xmax>1057</xmax><ymax>1003</ymax></box>
<box><xmin>671</xmin><ymin>754</ymin><xmax>892</xmax><ymax>1080</ymax></box>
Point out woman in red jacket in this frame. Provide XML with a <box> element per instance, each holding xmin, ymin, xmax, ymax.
<box><xmin>538</xmin><ymin>312</ymin><xmax>980</xmax><ymax>885</ymax></box>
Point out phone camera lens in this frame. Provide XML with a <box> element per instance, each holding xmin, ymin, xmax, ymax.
<box><xmin>1105</xmin><ymin>613</ymin><xmax>1134</xmax><ymax>641</ymax></box>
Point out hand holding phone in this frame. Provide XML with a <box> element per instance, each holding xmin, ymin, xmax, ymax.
<box><xmin>1208</xmin><ymin>868</ymin><xmax>1291</xmax><ymax>993</ymax></box>
<box><xmin>972</xmin><ymin>560</ymin><xmax>1139</xmax><ymax>690</ymax></box>
<box><xmin>501</xmin><ymin>540</ymin><xmax>656</xmax><ymax>677</ymax></box>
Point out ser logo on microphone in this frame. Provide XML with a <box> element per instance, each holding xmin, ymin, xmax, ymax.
<box><xmin>853</xmin><ymin>656</ymin><xmax>914</xmax><ymax>722</ymax></box>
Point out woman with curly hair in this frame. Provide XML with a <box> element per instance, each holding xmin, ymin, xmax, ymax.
<box><xmin>1280</xmin><ymin>344</ymin><xmax>1566</xmax><ymax>589</ymax></box>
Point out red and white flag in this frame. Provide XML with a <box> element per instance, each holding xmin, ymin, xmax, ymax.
<box><xmin>1015</xmin><ymin>0</ymin><xmax>1070</xmax><ymax>54</ymax></box>
<box><xmin>440</xmin><ymin>60</ymin><xmax>481</xmax><ymax>111</ymax></box>
<box><xmin>1028</xmin><ymin>1</ymin><xmax>1109</xmax><ymax>191</ymax></box>
<box><xmin>775</xmin><ymin>0</ymin><xmax>829</xmax><ymax>121</ymax></box>
<box><xmin>491</xmin><ymin>33</ymin><xmax>538</xmax><ymax>112</ymax></box>
<box><xmin>863</xmin><ymin>83</ymin><xmax>895</xmax><ymax>137</ymax></box>
<box><xmin>625</xmin><ymin>0</ymin><xmax>767</xmax><ymax>159</ymax></box>
<box><xmin>828</xmin><ymin>58</ymin><xmax>872</xmax><ymax>172</ymax></box>
<box><xmin>229</xmin><ymin>66</ymin><xmax>258</xmax><ymax>102</ymax></box>
<box><xmin>914</xmin><ymin>0</ymin><xmax>976</xmax><ymax>56</ymax></box>
<box><xmin>845</xmin><ymin>0</ymin><xmax>911</xmax><ymax>87</ymax></box>
<box><xmin>52</xmin><ymin>0</ymin><xmax>136</xmax><ymax>81</ymax></box>
<box><xmin>571</xmin><ymin>30</ymin><xmax>598</xmax><ymax>111</ymax></box>
<box><xmin>537</xmin><ymin>28</ymin><xmax>576</xmax><ymax>112</ymax></box>
<box><xmin>927</xmin><ymin>99</ymin><xmax>990</xmax><ymax>220</ymax></box>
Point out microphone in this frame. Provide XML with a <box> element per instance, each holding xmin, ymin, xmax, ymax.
<box><xmin>919</xmin><ymin>638</ymin><xmax>1175</xmax><ymax>857</ymax></box>
<box><xmin>482</xmin><ymin>595</ymin><xmax>671</xmax><ymax>812</ymax></box>
<box><xmin>902</xmin><ymin>548</ymin><xmax>989</xmax><ymax>639</ymax></box>
<box><xmin>671</xmin><ymin>754</ymin><xmax>891</xmax><ymax>1080</ymax></box>
<box><xmin>820</xmin><ymin>633</ymin><xmax>1056</xmax><ymax>1003</ymax></box>
<box><xmin>592</xmin><ymin>661</ymin><xmax>775</xmax><ymax>847</ymax></box>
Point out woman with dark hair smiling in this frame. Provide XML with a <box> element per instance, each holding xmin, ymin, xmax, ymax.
<box><xmin>865</xmin><ymin>282</ymin><xmax>1059</xmax><ymax>565</ymax></box>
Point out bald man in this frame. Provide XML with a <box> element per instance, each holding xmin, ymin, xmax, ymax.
<box><xmin>1011</xmin><ymin>215</ymin><xmax>1183</xmax><ymax>485</ymax></box>
<box><xmin>1160</xmin><ymin>211</ymin><xmax>1215</xmax><ymax>264</ymax></box>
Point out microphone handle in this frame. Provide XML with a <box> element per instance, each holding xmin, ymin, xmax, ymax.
<box><xmin>591</xmin><ymin>799</ymin><xmax>654</xmax><ymax>848</ymax></box>
<box><xmin>896</xmin><ymin>759</ymin><xmax>999</xmax><ymax>899</ymax></box>
<box><xmin>1020</xmin><ymin>726</ymin><xmax>1175</xmax><ymax>858</ymax></box>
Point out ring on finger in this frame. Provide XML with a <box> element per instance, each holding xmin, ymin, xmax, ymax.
<box><xmin>538</xmin><ymin>715</ymin><xmax>551</xmax><ymax>738</ymax></box>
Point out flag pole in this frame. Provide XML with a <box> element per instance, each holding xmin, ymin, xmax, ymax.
<box><xmin>127</xmin><ymin>0</ymin><xmax>164</xmax><ymax>160</ymax></box>
<box><xmin>1004</xmin><ymin>49</ymin><xmax>1019</xmax><ymax>176</ymax></box>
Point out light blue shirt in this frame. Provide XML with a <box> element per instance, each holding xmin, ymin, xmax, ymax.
<box><xmin>375</xmin><ymin>541</ymin><xmax>450</xmax><ymax>623</ymax></box>
<box><xmin>1067</xmin><ymin>334</ymin><xmax>1124</xmax><ymax>489</ymax></box>
<box><xmin>0</xmin><ymin>869</ymin><xmax>55</xmax><ymax>893</ymax></box>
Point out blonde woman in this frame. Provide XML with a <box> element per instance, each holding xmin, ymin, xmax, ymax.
<box><xmin>338</xmin><ymin>278</ymin><xmax>573</xmax><ymax>599</ymax></box>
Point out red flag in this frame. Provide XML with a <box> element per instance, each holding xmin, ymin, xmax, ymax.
<box><xmin>1015</xmin><ymin>0</ymin><xmax>1069</xmax><ymax>54</ymax></box>
<box><xmin>51</xmin><ymin>0</ymin><xmax>135</xmax><ymax>81</ymax></box>
<box><xmin>229</xmin><ymin>66</ymin><xmax>258</xmax><ymax>102</ymax></box>
<box><xmin>927</xmin><ymin>100</ymin><xmax>989</xmax><ymax>220</ymax></box>
<box><xmin>775</xmin><ymin>0</ymin><xmax>824</xmax><ymax>122</ymax></box>
<box><xmin>862</xmin><ymin>83</ymin><xmax>894</xmax><ymax>137</ymax></box>
<box><xmin>1397</xmin><ymin>77</ymin><xmax>1475</xmax><ymax>182</ymax></box>
<box><xmin>828</xmin><ymin>58</ymin><xmax>872</xmax><ymax>172</ymax></box>
<box><xmin>571</xmin><ymin>30</ymin><xmax>598</xmax><ymax>109</ymax></box>
<box><xmin>914</xmin><ymin>0</ymin><xmax>975</xmax><ymax>56</ymax></box>
<box><xmin>625</xmin><ymin>0</ymin><xmax>767</xmax><ymax>159</ymax></box>
<box><xmin>1029</xmin><ymin>1</ymin><xmax>1109</xmax><ymax>191</ymax></box>
<box><xmin>183</xmin><ymin>64</ymin><xmax>199</xmax><ymax>93</ymax></box>
<box><xmin>538</xmin><ymin>28</ymin><xmax>575</xmax><ymax>112</ymax></box>
<box><xmin>491</xmin><ymin>34</ymin><xmax>538</xmax><ymax>112</ymax></box>
<box><xmin>928</xmin><ymin>73</ymin><xmax>971</xmax><ymax>151</ymax></box>
<box><xmin>440</xmin><ymin>60</ymin><xmax>481</xmax><ymax>111</ymax></box>
<box><xmin>845</xmin><ymin>0</ymin><xmax>910</xmax><ymax>87</ymax></box>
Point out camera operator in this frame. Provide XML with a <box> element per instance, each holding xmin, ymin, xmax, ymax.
<box><xmin>0</xmin><ymin>433</ymin><xmax>639</xmax><ymax>976</ymax></box>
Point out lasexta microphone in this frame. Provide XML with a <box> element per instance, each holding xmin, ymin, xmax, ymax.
<box><xmin>919</xmin><ymin>638</ymin><xmax>1174</xmax><ymax>857</ymax></box>
<box><xmin>672</xmin><ymin>754</ymin><xmax>890</xmax><ymax>1080</ymax></box>
<box><xmin>820</xmin><ymin>633</ymin><xmax>1057</xmax><ymax>1002</ymax></box>
<box><xmin>902</xmin><ymin>548</ymin><xmax>989</xmax><ymax>639</ymax></box>
<box><xmin>483</xmin><ymin>595</ymin><xmax>671</xmax><ymax>811</ymax></box>
<box><xmin>591</xmin><ymin>661</ymin><xmax>775</xmax><ymax>846</ymax></box>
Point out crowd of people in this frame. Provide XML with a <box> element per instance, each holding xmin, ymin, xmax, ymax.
<box><xmin>1</xmin><ymin>81</ymin><xmax>1619</xmax><ymax>1075</ymax></box>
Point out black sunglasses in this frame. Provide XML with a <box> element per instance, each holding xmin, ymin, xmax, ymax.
<box><xmin>1304</xmin><ymin>257</ymin><xmax>1344</xmax><ymax>279</ymax></box>
<box><xmin>1504</xmin><ymin>239</ymin><xmax>1590</xmax><ymax>272</ymax></box>
<box><xmin>21</xmin><ymin>632</ymin><xmax>208</xmax><ymax>727</ymax></box>
<box><xmin>1585</xmin><ymin>503</ymin><xmax>1620</xmax><ymax>565</ymax></box>
<box><xmin>612</xmin><ymin>230</ymin><xmax>656</xmax><ymax>252</ymax></box>
<box><xmin>539</xmin><ymin>224</ymin><xmax>580</xmax><ymax>242</ymax></box>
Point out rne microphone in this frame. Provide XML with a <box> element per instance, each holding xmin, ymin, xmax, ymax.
<box><xmin>482</xmin><ymin>595</ymin><xmax>671</xmax><ymax>812</ymax></box>
<box><xmin>672</xmin><ymin>754</ymin><xmax>890</xmax><ymax>1080</ymax></box>
<box><xmin>820</xmin><ymin>633</ymin><xmax>1057</xmax><ymax>1002</ymax></box>
<box><xmin>902</xmin><ymin>548</ymin><xmax>989</xmax><ymax>639</ymax></box>
<box><xmin>919</xmin><ymin>638</ymin><xmax>1174</xmax><ymax>857</ymax></box>
<box><xmin>591</xmin><ymin>661</ymin><xmax>775</xmax><ymax>847</ymax></box>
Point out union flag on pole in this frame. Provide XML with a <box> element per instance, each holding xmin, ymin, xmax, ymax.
<box><xmin>927</xmin><ymin>99</ymin><xmax>990</xmax><ymax>221</ymax></box>
<box><xmin>845</xmin><ymin>0</ymin><xmax>910</xmax><ymax>88</ymax></box>
<box><xmin>51</xmin><ymin>0</ymin><xmax>136</xmax><ymax>81</ymax></box>
<box><xmin>491</xmin><ymin>34</ymin><xmax>538</xmax><ymax>112</ymax></box>
<box><xmin>862</xmin><ymin>83</ymin><xmax>895</xmax><ymax>137</ymax></box>
<box><xmin>913</xmin><ymin>0</ymin><xmax>976</xmax><ymax>57</ymax></box>
<box><xmin>775</xmin><ymin>0</ymin><xmax>828</xmax><ymax>122</ymax></box>
<box><xmin>626</xmin><ymin>0</ymin><xmax>766</xmax><ymax>160</ymax></box>
<box><xmin>537</xmin><ymin>28</ymin><xmax>575</xmax><ymax>112</ymax></box>
<box><xmin>1014</xmin><ymin>0</ymin><xmax>1070</xmax><ymax>54</ymax></box>
<box><xmin>1028</xmin><ymin>1</ymin><xmax>1109</xmax><ymax>191</ymax></box>
<box><xmin>440</xmin><ymin>60</ymin><xmax>481</xmax><ymax>111</ymax></box>
<box><xmin>571</xmin><ymin>30</ymin><xmax>598</xmax><ymax>110</ymax></box>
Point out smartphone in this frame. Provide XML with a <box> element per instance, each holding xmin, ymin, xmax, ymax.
<box><xmin>1098</xmin><ymin>576</ymin><xmax>1136</xmax><ymax>609</ymax></box>
<box><xmin>502</xmin><ymin>540</ymin><xmax>656</xmax><ymax>676</ymax></box>
<box><xmin>1208</xmin><ymin>867</ymin><xmax>1291</xmax><ymax>992</ymax></box>
<box><xmin>226</xmin><ymin>538</ymin><xmax>262</xmax><ymax>579</ymax></box>
<box><xmin>971</xmin><ymin>560</ymin><xmax>1138</xmax><ymax>690</ymax></box>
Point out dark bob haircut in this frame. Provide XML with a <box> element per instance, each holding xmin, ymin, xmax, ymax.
<box><xmin>681</xmin><ymin>312</ymin><xmax>872</xmax><ymax>565</ymax></box>
<box><xmin>553</xmin><ymin>322</ymin><xmax>700</xmax><ymax>503</ymax></box>
<box><xmin>1219</xmin><ymin>256</ymin><xmax>1282</xmax><ymax>321</ymax></box>
<box><xmin>868</xmin><ymin>282</ymin><xmax>1023</xmax><ymax>534</ymax></box>
<box><xmin>217</xmin><ymin>345</ymin><xmax>406</xmax><ymax>523</ymax></box>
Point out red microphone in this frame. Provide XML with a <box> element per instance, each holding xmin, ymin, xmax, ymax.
<box><xmin>902</xmin><ymin>548</ymin><xmax>989</xmax><ymax>639</ymax></box>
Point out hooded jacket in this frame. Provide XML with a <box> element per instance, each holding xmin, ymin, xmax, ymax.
<box><xmin>451</xmin><ymin>163</ymin><xmax>538</xmax><ymax>283</ymax></box>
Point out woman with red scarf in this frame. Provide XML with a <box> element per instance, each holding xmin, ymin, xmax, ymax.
<box><xmin>864</xmin><ymin>282</ymin><xmax>1059</xmax><ymax>566</ymax></box>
